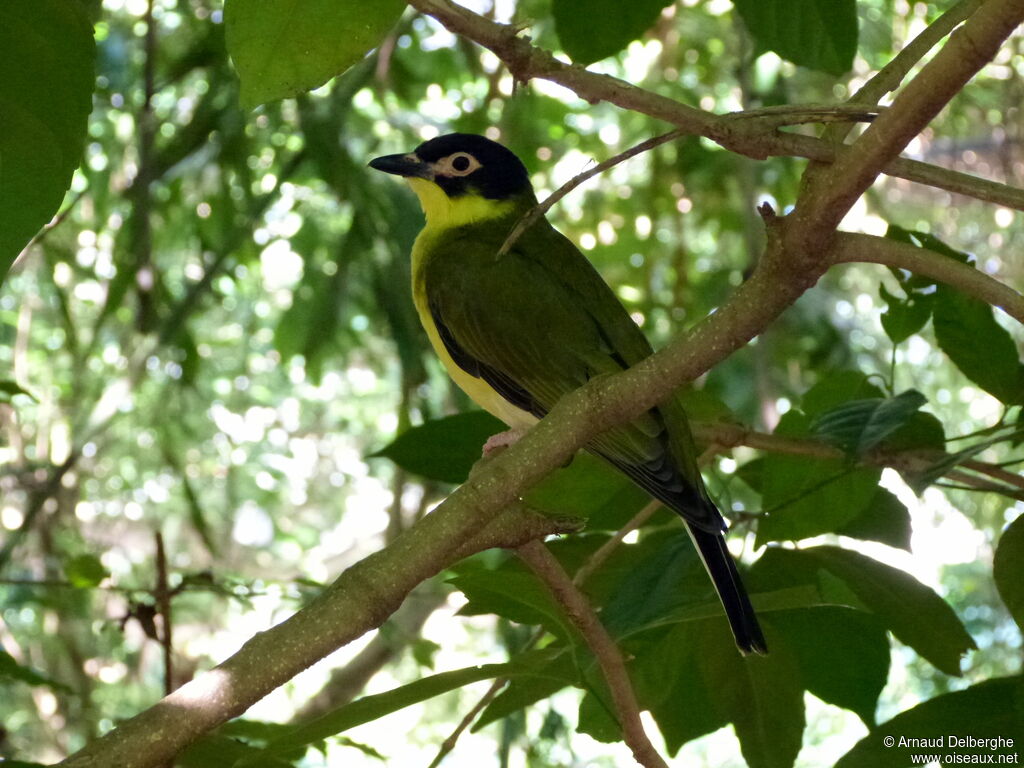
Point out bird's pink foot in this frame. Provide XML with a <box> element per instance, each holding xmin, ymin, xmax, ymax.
<box><xmin>482</xmin><ymin>427</ymin><xmax>528</xmax><ymax>457</ymax></box>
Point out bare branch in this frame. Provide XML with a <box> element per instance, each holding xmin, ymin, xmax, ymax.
<box><xmin>517</xmin><ymin>540</ymin><xmax>669</xmax><ymax>768</ymax></box>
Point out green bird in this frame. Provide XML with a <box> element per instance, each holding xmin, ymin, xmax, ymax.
<box><xmin>370</xmin><ymin>133</ymin><xmax>766</xmax><ymax>655</ymax></box>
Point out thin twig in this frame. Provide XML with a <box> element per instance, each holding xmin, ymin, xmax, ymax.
<box><xmin>426</xmin><ymin>678</ymin><xmax>506</xmax><ymax>768</ymax></box>
<box><xmin>516</xmin><ymin>540</ymin><xmax>669</xmax><ymax>768</ymax></box>
<box><xmin>572</xmin><ymin>501</ymin><xmax>660</xmax><ymax>586</ymax></box>
<box><xmin>154</xmin><ymin>532</ymin><xmax>174</xmax><ymax>697</ymax></box>
<box><xmin>498</xmin><ymin>129</ymin><xmax>685</xmax><ymax>256</ymax></box>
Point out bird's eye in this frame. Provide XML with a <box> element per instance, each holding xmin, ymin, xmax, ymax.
<box><xmin>450</xmin><ymin>153</ymin><xmax>474</xmax><ymax>173</ymax></box>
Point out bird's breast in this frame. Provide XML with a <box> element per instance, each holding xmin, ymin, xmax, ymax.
<box><xmin>411</xmin><ymin>231</ymin><xmax>536</xmax><ymax>430</ymax></box>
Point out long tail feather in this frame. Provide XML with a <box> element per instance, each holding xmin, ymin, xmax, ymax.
<box><xmin>686</xmin><ymin>523</ymin><xmax>768</xmax><ymax>655</ymax></box>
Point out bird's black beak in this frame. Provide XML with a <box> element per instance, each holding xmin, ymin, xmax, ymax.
<box><xmin>368</xmin><ymin>153</ymin><xmax>433</xmax><ymax>180</ymax></box>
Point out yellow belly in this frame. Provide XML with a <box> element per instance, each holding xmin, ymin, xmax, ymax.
<box><xmin>411</xmin><ymin>230</ymin><xmax>536</xmax><ymax>431</ymax></box>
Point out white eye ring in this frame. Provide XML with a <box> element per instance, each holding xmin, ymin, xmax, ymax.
<box><xmin>437</xmin><ymin>152</ymin><xmax>480</xmax><ymax>176</ymax></box>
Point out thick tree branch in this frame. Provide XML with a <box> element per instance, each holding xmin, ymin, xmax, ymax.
<box><xmin>409</xmin><ymin>0</ymin><xmax>1024</xmax><ymax>212</ymax></box>
<box><xmin>516</xmin><ymin>540</ymin><xmax>669</xmax><ymax>768</ymax></box>
<box><xmin>830</xmin><ymin>232</ymin><xmax>1024</xmax><ymax>325</ymax></box>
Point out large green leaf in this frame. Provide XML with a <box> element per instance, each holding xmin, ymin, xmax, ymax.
<box><xmin>0</xmin><ymin>0</ymin><xmax>94</xmax><ymax>283</ymax></box>
<box><xmin>525</xmin><ymin>452</ymin><xmax>652</xmax><ymax>530</ymax></box>
<box><xmin>552</xmin><ymin>0</ymin><xmax>674</xmax><ymax>64</ymax></box>
<box><xmin>732</xmin><ymin>0</ymin><xmax>857</xmax><ymax>75</ymax></box>
<box><xmin>757</xmin><ymin>412</ymin><xmax>882</xmax><ymax>544</ymax></box>
<box><xmin>251</xmin><ymin>659</ymin><xmax>550</xmax><ymax>758</ymax></box>
<box><xmin>449</xmin><ymin>565</ymin><xmax>575</xmax><ymax>640</ymax></box>
<box><xmin>835</xmin><ymin>487</ymin><xmax>912</xmax><ymax>552</ymax></box>
<box><xmin>370</xmin><ymin>411</ymin><xmax>503</xmax><ymax>483</ymax></box>
<box><xmin>772</xmin><ymin>607</ymin><xmax>889</xmax><ymax>726</ymax></box>
<box><xmin>703</xmin><ymin>620</ymin><xmax>805</xmax><ymax>768</ymax></box>
<box><xmin>994</xmin><ymin>514</ymin><xmax>1024</xmax><ymax>631</ymax></box>
<box><xmin>792</xmin><ymin>547</ymin><xmax>975</xmax><ymax>676</ymax></box>
<box><xmin>224</xmin><ymin>0</ymin><xmax>406</xmax><ymax>108</ymax></box>
<box><xmin>932</xmin><ymin>284</ymin><xmax>1024</xmax><ymax>405</ymax></box>
<box><xmin>835</xmin><ymin>676</ymin><xmax>1024</xmax><ymax>768</ymax></box>
<box><xmin>63</xmin><ymin>553</ymin><xmax>108</xmax><ymax>588</ymax></box>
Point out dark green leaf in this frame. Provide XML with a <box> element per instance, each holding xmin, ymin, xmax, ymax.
<box><xmin>879</xmin><ymin>283</ymin><xmax>933</xmax><ymax>344</ymax></box>
<box><xmin>795</xmin><ymin>546</ymin><xmax>975</xmax><ymax>676</ymax></box>
<box><xmin>0</xmin><ymin>0</ymin><xmax>95</xmax><ymax>282</ymax></box>
<box><xmin>705</xmin><ymin>620</ymin><xmax>805</xmax><ymax>768</ymax></box>
<box><xmin>370</xmin><ymin>411</ymin><xmax>503</xmax><ymax>483</ymax></box>
<box><xmin>772</xmin><ymin>607</ymin><xmax>889</xmax><ymax>726</ymax></box>
<box><xmin>732</xmin><ymin>0</ymin><xmax>857</xmax><ymax>75</ymax></box>
<box><xmin>835</xmin><ymin>487</ymin><xmax>912</xmax><ymax>552</ymax></box>
<box><xmin>449</xmin><ymin>568</ymin><xmax>573</xmax><ymax>640</ymax></box>
<box><xmin>881</xmin><ymin>411</ymin><xmax>945</xmax><ymax>452</ymax></box>
<box><xmin>180</xmin><ymin>733</ymin><xmax>297</xmax><ymax>768</ymax></box>
<box><xmin>810</xmin><ymin>390</ymin><xmax>927</xmax><ymax>456</ymax></box>
<box><xmin>757</xmin><ymin>412</ymin><xmax>882</xmax><ymax>544</ymax></box>
<box><xmin>637</xmin><ymin>623</ymin><xmax>727</xmax><ymax>752</ymax></box>
<box><xmin>474</xmin><ymin>652</ymin><xmax>578</xmax><ymax>730</ymax></box>
<box><xmin>254</xmin><ymin>661</ymin><xmax>535</xmax><ymax>758</ymax></box>
<box><xmin>577</xmin><ymin>690</ymin><xmax>621</xmax><ymax>743</ymax></box>
<box><xmin>994</xmin><ymin>514</ymin><xmax>1024</xmax><ymax>631</ymax></box>
<box><xmin>835</xmin><ymin>676</ymin><xmax>1024</xmax><ymax>768</ymax></box>
<box><xmin>525</xmin><ymin>452</ymin><xmax>651</xmax><ymax>530</ymax></box>
<box><xmin>932</xmin><ymin>284</ymin><xmax>1024</xmax><ymax>405</ymax></box>
<box><xmin>225</xmin><ymin>0</ymin><xmax>406</xmax><ymax>108</ymax></box>
<box><xmin>801</xmin><ymin>371</ymin><xmax>886</xmax><ymax>416</ymax></box>
<box><xmin>552</xmin><ymin>0</ymin><xmax>674</xmax><ymax>64</ymax></box>
<box><xmin>64</xmin><ymin>553</ymin><xmax>108</xmax><ymax>588</ymax></box>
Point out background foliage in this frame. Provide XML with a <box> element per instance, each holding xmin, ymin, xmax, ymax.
<box><xmin>1</xmin><ymin>0</ymin><xmax>1022</xmax><ymax>766</ymax></box>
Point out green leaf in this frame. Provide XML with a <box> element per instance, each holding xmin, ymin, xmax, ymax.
<box><xmin>835</xmin><ymin>487</ymin><xmax>912</xmax><ymax>552</ymax></box>
<box><xmin>0</xmin><ymin>0</ymin><xmax>95</xmax><ymax>282</ymax></box>
<box><xmin>253</xmin><ymin>661</ymin><xmax>535</xmax><ymax>758</ymax></box>
<box><xmin>933</xmin><ymin>284</ymin><xmax>1024</xmax><ymax>405</ymax></box>
<box><xmin>772</xmin><ymin>607</ymin><xmax>889</xmax><ymax>726</ymax></box>
<box><xmin>552</xmin><ymin>0</ymin><xmax>674</xmax><ymax>64</ymax></box>
<box><xmin>449</xmin><ymin>567</ymin><xmax>574</xmax><ymax>640</ymax></box>
<box><xmin>0</xmin><ymin>650</ymin><xmax>70</xmax><ymax>693</ymax></box>
<box><xmin>880</xmin><ymin>411</ymin><xmax>945</xmax><ymax>452</ymax></box>
<box><xmin>835</xmin><ymin>676</ymin><xmax>1024</xmax><ymax>768</ymax></box>
<box><xmin>577</xmin><ymin>690</ymin><xmax>621</xmax><ymax>743</ymax></box>
<box><xmin>811</xmin><ymin>391</ymin><xmax>927</xmax><ymax>456</ymax></box>
<box><xmin>224</xmin><ymin>0</ymin><xmax>406</xmax><ymax>108</ymax></box>
<box><xmin>732</xmin><ymin>0</ymin><xmax>857</xmax><ymax>75</ymax></box>
<box><xmin>474</xmin><ymin>652</ymin><xmax>578</xmax><ymax>731</ymax></box>
<box><xmin>879</xmin><ymin>283</ymin><xmax>933</xmax><ymax>344</ymax></box>
<box><xmin>994</xmin><ymin>514</ymin><xmax>1024</xmax><ymax>631</ymax></box>
<box><xmin>795</xmin><ymin>546</ymin><xmax>976</xmax><ymax>676</ymax></box>
<box><xmin>801</xmin><ymin>370</ymin><xmax>886</xmax><ymax>416</ymax></box>
<box><xmin>525</xmin><ymin>452</ymin><xmax>652</xmax><ymax>530</ymax></box>
<box><xmin>370</xmin><ymin>411</ymin><xmax>503</xmax><ymax>484</ymax></box>
<box><xmin>757</xmin><ymin>412</ymin><xmax>882</xmax><ymax>544</ymax></box>
<box><xmin>64</xmin><ymin>553</ymin><xmax>108</xmax><ymax>588</ymax></box>
<box><xmin>704</xmin><ymin>620</ymin><xmax>806</xmax><ymax>768</ymax></box>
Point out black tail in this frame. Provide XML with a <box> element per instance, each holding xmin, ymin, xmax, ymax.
<box><xmin>686</xmin><ymin>523</ymin><xmax>767</xmax><ymax>655</ymax></box>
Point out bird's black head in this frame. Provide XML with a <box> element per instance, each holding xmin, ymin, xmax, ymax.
<box><xmin>369</xmin><ymin>133</ymin><xmax>532</xmax><ymax>201</ymax></box>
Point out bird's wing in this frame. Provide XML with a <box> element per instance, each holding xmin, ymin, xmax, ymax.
<box><xmin>424</xmin><ymin>221</ymin><xmax>723</xmax><ymax>533</ymax></box>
